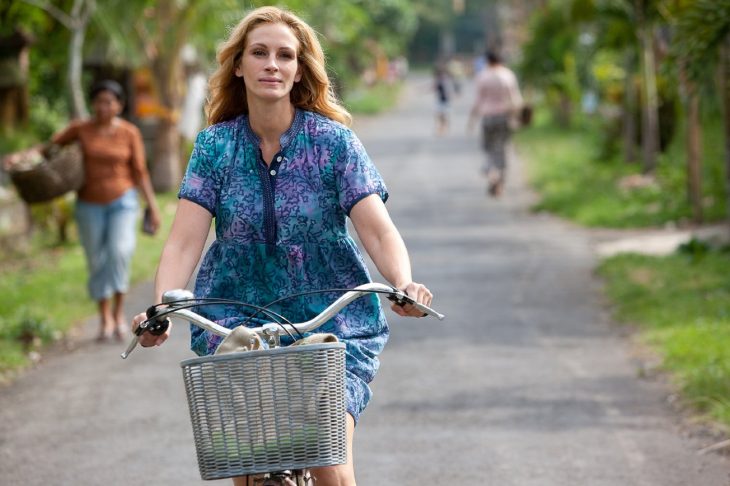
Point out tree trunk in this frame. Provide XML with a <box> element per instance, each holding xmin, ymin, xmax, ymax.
<box><xmin>722</xmin><ymin>34</ymin><xmax>730</xmax><ymax>222</ymax></box>
<box><xmin>21</xmin><ymin>0</ymin><xmax>93</xmax><ymax>119</ymax></box>
<box><xmin>622</xmin><ymin>52</ymin><xmax>638</xmax><ymax>164</ymax></box>
<box><xmin>686</xmin><ymin>90</ymin><xmax>703</xmax><ymax>223</ymax></box>
<box><xmin>151</xmin><ymin>119</ymin><xmax>181</xmax><ymax>192</ymax></box>
<box><xmin>639</xmin><ymin>23</ymin><xmax>660</xmax><ymax>174</ymax></box>
<box><xmin>149</xmin><ymin>54</ymin><xmax>183</xmax><ymax>191</ymax></box>
<box><xmin>67</xmin><ymin>27</ymin><xmax>87</xmax><ymax>119</ymax></box>
<box><xmin>679</xmin><ymin>55</ymin><xmax>703</xmax><ymax>223</ymax></box>
<box><xmin>141</xmin><ymin>0</ymin><xmax>196</xmax><ymax>192</ymax></box>
<box><xmin>553</xmin><ymin>91</ymin><xmax>572</xmax><ymax>128</ymax></box>
<box><xmin>67</xmin><ymin>10</ymin><xmax>88</xmax><ymax>119</ymax></box>
<box><xmin>0</xmin><ymin>31</ymin><xmax>32</xmax><ymax>132</ymax></box>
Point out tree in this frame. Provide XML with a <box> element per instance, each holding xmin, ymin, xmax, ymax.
<box><xmin>131</xmin><ymin>0</ymin><xmax>203</xmax><ymax>191</ymax></box>
<box><xmin>519</xmin><ymin>2</ymin><xmax>581</xmax><ymax>127</ymax></box>
<box><xmin>93</xmin><ymin>0</ymin><xmax>420</xmax><ymax>191</ymax></box>
<box><xmin>678</xmin><ymin>59</ymin><xmax>703</xmax><ymax>222</ymax></box>
<box><xmin>93</xmin><ymin>0</ymin><xmax>419</xmax><ymax>191</ymax></box>
<box><xmin>0</xmin><ymin>2</ymin><xmax>70</xmax><ymax>142</ymax></box>
<box><xmin>21</xmin><ymin>0</ymin><xmax>96</xmax><ymax>119</ymax></box>
<box><xmin>283</xmin><ymin>0</ymin><xmax>418</xmax><ymax>90</ymax></box>
<box><xmin>96</xmin><ymin>0</ymin><xmax>243</xmax><ymax>191</ymax></box>
<box><xmin>633</xmin><ymin>0</ymin><xmax>660</xmax><ymax>174</ymax></box>
<box><xmin>0</xmin><ymin>29</ymin><xmax>33</xmax><ymax>133</ymax></box>
<box><xmin>673</xmin><ymin>0</ymin><xmax>730</xmax><ymax>220</ymax></box>
<box><xmin>724</xmin><ymin>36</ymin><xmax>730</xmax><ymax>220</ymax></box>
<box><xmin>574</xmin><ymin>0</ymin><xmax>665</xmax><ymax>171</ymax></box>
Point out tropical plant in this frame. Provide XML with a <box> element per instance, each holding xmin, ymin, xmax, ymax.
<box><xmin>20</xmin><ymin>0</ymin><xmax>96</xmax><ymax>119</ymax></box>
<box><xmin>519</xmin><ymin>1</ymin><xmax>582</xmax><ymax>127</ymax></box>
<box><xmin>672</xmin><ymin>0</ymin><xmax>730</xmax><ymax>220</ymax></box>
<box><xmin>92</xmin><ymin>0</ymin><xmax>244</xmax><ymax>191</ymax></box>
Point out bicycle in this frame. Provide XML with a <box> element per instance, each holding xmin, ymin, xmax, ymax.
<box><xmin>121</xmin><ymin>282</ymin><xmax>444</xmax><ymax>485</ymax></box>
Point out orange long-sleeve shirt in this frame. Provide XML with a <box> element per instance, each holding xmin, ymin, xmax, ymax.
<box><xmin>53</xmin><ymin>118</ymin><xmax>150</xmax><ymax>204</ymax></box>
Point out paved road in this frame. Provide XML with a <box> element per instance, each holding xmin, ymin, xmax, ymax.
<box><xmin>1</xmin><ymin>76</ymin><xmax>728</xmax><ymax>486</ymax></box>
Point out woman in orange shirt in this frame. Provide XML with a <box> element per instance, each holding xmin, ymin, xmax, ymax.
<box><xmin>53</xmin><ymin>80</ymin><xmax>161</xmax><ymax>342</ymax></box>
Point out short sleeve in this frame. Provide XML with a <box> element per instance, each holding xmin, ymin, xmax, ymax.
<box><xmin>335</xmin><ymin>130</ymin><xmax>388</xmax><ymax>215</ymax></box>
<box><xmin>178</xmin><ymin>128</ymin><xmax>220</xmax><ymax>217</ymax></box>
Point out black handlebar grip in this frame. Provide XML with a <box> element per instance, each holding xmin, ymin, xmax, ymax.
<box><xmin>386</xmin><ymin>291</ymin><xmax>428</xmax><ymax>317</ymax></box>
<box><xmin>135</xmin><ymin>306</ymin><xmax>171</xmax><ymax>336</ymax></box>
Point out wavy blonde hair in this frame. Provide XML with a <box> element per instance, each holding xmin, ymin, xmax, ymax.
<box><xmin>206</xmin><ymin>6</ymin><xmax>351</xmax><ymax>127</ymax></box>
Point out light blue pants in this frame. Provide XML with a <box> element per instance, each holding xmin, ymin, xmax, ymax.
<box><xmin>75</xmin><ymin>189</ymin><xmax>139</xmax><ymax>301</ymax></box>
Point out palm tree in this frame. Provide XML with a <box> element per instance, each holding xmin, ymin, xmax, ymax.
<box><xmin>97</xmin><ymin>0</ymin><xmax>242</xmax><ymax>191</ymax></box>
<box><xmin>673</xmin><ymin>0</ymin><xmax>730</xmax><ymax>220</ymax></box>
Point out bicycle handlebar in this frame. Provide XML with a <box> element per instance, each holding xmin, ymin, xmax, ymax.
<box><xmin>121</xmin><ymin>283</ymin><xmax>444</xmax><ymax>359</ymax></box>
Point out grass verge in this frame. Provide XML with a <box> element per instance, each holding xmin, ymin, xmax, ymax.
<box><xmin>0</xmin><ymin>192</ymin><xmax>178</xmax><ymax>375</ymax></box>
<box><xmin>344</xmin><ymin>82</ymin><xmax>402</xmax><ymax>115</ymax></box>
<box><xmin>597</xmin><ymin>245</ymin><xmax>730</xmax><ymax>428</ymax></box>
<box><xmin>518</xmin><ymin>108</ymin><xmax>730</xmax><ymax>429</ymax></box>
<box><xmin>515</xmin><ymin>112</ymin><xmax>727</xmax><ymax>227</ymax></box>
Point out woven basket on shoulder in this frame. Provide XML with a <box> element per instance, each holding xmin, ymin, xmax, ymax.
<box><xmin>8</xmin><ymin>143</ymin><xmax>84</xmax><ymax>204</ymax></box>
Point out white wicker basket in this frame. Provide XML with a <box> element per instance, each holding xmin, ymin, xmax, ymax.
<box><xmin>180</xmin><ymin>342</ymin><xmax>347</xmax><ymax>480</ymax></box>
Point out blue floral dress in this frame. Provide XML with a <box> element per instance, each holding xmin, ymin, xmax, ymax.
<box><xmin>178</xmin><ymin>109</ymin><xmax>389</xmax><ymax>423</ymax></box>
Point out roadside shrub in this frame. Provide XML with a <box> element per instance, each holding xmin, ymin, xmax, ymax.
<box><xmin>0</xmin><ymin>309</ymin><xmax>58</xmax><ymax>351</ymax></box>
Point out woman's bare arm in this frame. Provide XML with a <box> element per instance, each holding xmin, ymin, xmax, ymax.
<box><xmin>349</xmin><ymin>194</ymin><xmax>432</xmax><ymax>316</ymax></box>
<box><xmin>134</xmin><ymin>199</ymin><xmax>213</xmax><ymax>346</ymax></box>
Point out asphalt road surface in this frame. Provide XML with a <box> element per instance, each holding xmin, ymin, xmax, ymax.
<box><xmin>1</xmin><ymin>76</ymin><xmax>728</xmax><ymax>486</ymax></box>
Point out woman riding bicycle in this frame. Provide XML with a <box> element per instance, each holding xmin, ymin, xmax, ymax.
<box><xmin>132</xmin><ymin>6</ymin><xmax>432</xmax><ymax>486</ymax></box>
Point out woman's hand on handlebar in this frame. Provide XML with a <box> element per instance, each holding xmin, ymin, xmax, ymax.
<box><xmin>390</xmin><ymin>282</ymin><xmax>433</xmax><ymax>318</ymax></box>
<box><xmin>132</xmin><ymin>312</ymin><xmax>171</xmax><ymax>347</ymax></box>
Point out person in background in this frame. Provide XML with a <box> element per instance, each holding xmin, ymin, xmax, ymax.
<box><xmin>468</xmin><ymin>50</ymin><xmax>523</xmax><ymax>197</ymax></box>
<box><xmin>447</xmin><ymin>56</ymin><xmax>464</xmax><ymax>96</ymax></box>
<box><xmin>132</xmin><ymin>6</ymin><xmax>432</xmax><ymax>486</ymax></box>
<box><xmin>433</xmin><ymin>61</ymin><xmax>451</xmax><ymax>135</ymax></box>
<box><xmin>53</xmin><ymin>80</ymin><xmax>161</xmax><ymax>341</ymax></box>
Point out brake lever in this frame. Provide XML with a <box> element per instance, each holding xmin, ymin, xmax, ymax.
<box><xmin>386</xmin><ymin>289</ymin><xmax>445</xmax><ymax>320</ymax></box>
<box><xmin>135</xmin><ymin>306</ymin><xmax>171</xmax><ymax>336</ymax></box>
<box><xmin>121</xmin><ymin>307</ymin><xmax>171</xmax><ymax>359</ymax></box>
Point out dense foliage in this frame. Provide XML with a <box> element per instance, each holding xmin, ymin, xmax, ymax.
<box><xmin>517</xmin><ymin>0</ymin><xmax>730</xmax><ymax>222</ymax></box>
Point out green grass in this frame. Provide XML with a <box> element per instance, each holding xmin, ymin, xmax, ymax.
<box><xmin>515</xmin><ymin>112</ymin><xmax>728</xmax><ymax>228</ymax></box>
<box><xmin>0</xmin><ymin>192</ymin><xmax>178</xmax><ymax>374</ymax></box>
<box><xmin>518</xmin><ymin>105</ymin><xmax>730</xmax><ymax>428</ymax></box>
<box><xmin>344</xmin><ymin>82</ymin><xmax>402</xmax><ymax>115</ymax></box>
<box><xmin>598</xmin><ymin>248</ymin><xmax>730</xmax><ymax>427</ymax></box>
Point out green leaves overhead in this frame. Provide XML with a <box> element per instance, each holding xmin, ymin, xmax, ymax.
<box><xmin>519</xmin><ymin>3</ymin><xmax>579</xmax><ymax>89</ymax></box>
<box><xmin>672</xmin><ymin>0</ymin><xmax>730</xmax><ymax>81</ymax></box>
<box><xmin>91</xmin><ymin>0</ymin><xmax>418</xmax><ymax>91</ymax></box>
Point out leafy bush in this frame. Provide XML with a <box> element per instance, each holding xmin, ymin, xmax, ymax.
<box><xmin>28</xmin><ymin>96</ymin><xmax>68</xmax><ymax>141</ymax></box>
<box><xmin>0</xmin><ymin>308</ymin><xmax>57</xmax><ymax>350</ymax></box>
<box><xmin>344</xmin><ymin>82</ymin><xmax>402</xmax><ymax>115</ymax></box>
<box><xmin>516</xmin><ymin>110</ymin><xmax>727</xmax><ymax>227</ymax></box>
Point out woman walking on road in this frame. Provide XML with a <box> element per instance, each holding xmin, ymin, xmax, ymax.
<box><xmin>52</xmin><ymin>80</ymin><xmax>161</xmax><ymax>341</ymax></box>
<box><xmin>132</xmin><ymin>6</ymin><xmax>432</xmax><ymax>486</ymax></box>
<box><xmin>468</xmin><ymin>50</ymin><xmax>524</xmax><ymax>197</ymax></box>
